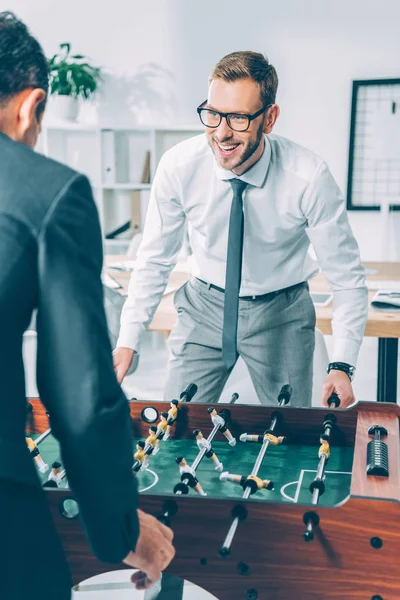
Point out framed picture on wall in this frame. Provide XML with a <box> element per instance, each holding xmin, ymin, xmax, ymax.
<box><xmin>346</xmin><ymin>78</ymin><xmax>400</xmax><ymax>211</ymax></box>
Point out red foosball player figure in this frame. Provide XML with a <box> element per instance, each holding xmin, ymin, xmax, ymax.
<box><xmin>193</xmin><ymin>429</ymin><xmax>223</xmax><ymax>472</ymax></box>
<box><xmin>208</xmin><ymin>408</ymin><xmax>236</xmax><ymax>446</ymax></box>
<box><xmin>220</xmin><ymin>472</ymin><xmax>274</xmax><ymax>493</ymax></box>
<box><xmin>176</xmin><ymin>457</ymin><xmax>207</xmax><ymax>496</ymax></box>
<box><xmin>26</xmin><ymin>436</ymin><xmax>48</xmax><ymax>473</ymax></box>
<box><xmin>240</xmin><ymin>432</ymin><xmax>286</xmax><ymax>445</ymax></box>
<box><xmin>132</xmin><ymin>441</ymin><xmax>147</xmax><ymax>473</ymax></box>
<box><xmin>47</xmin><ymin>461</ymin><xmax>63</xmax><ymax>487</ymax></box>
<box><xmin>164</xmin><ymin>400</ymin><xmax>179</xmax><ymax>441</ymax></box>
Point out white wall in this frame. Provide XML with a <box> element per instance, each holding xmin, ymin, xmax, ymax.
<box><xmin>7</xmin><ymin>0</ymin><xmax>400</xmax><ymax>260</ymax></box>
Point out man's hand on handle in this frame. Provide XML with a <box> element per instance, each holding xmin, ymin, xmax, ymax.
<box><xmin>113</xmin><ymin>347</ymin><xmax>135</xmax><ymax>384</ymax></box>
<box><xmin>321</xmin><ymin>370</ymin><xmax>355</xmax><ymax>409</ymax></box>
<box><xmin>123</xmin><ymin>509</ymin><xmax>175</xmax><ymax>590</ymax></box>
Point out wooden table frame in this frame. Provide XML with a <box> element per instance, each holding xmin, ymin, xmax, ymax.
<box><xmin>105</xmin><ymin>258</ymin><xmax>400</xmax><ymax>403</ymax></box>
<box><xmin>28</xmin><ymin>397</ymin><xmax>400</xmax><ymax>600</ymax></box>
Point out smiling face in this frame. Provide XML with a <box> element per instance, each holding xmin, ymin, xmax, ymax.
<box><xmin>205</xmin><ymin>77</ymin><xmax>279</xmax><ymax>176</ymax></box>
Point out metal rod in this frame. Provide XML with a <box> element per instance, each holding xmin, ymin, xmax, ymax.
<box><xmin>221</xmin><ymin>434</ymin><xmax>271</xmax><ymax>552</ymax></box>
<box><xmin>35</xmin><ymin>428</ymin><xmax>51</xmax><ymax>445</ymax></box>
<box><xmin>191</xmin><ymin>424</ymin><xmax>220</xmax><ymax>471</ymax></box>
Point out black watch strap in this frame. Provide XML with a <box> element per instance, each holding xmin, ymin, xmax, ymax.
<box><xmin>327</xmin><ymin>362</ymin><xmax>355</xmax><ymax>381</ymax></box>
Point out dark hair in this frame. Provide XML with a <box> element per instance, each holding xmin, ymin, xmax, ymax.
<box><xmin>137</xmin><ymin>441</ymin><xmax>145</xmax><ymax>448</ymax></box>
<box><xmin>52</xmin><ymin>461</ymin><xmax>62</xmax><ymax>469</ymax></box>
<box><xmin>0</xmin><ymin>11</ymin><xmax>49</xmax><ymax>116</ymax></box>
<box><xmin>150</xmin><ymin>426</ymin><xmax>157</xmax><ymax>432</ymax></box>
<box><xmin>210</xmin><ymin>51</ymin><xmax>278</xmax><ymax>107</ymax></box>
<box><xmin>171</xmin><ymin>400</ymin><xmax>178</xmax><ymax>406</ymax></box>
<box><xmin>42</xmin><ymin>480</ymin><xmax>58</xmax><ymax>488</ymax></box>
<box><xmin>175</xmin><ymin>456</ymin><xmax>183</xmax><ymax>464</ymax></box>
<box><xmin>161</xmin><ymin>412</ymin><xmax>169</xmax><ymax>418</ymax></box>
<box><xmin>193</xmin><ymin>429</ymin><xmax>200</xmax><ymax>436</ymax></box>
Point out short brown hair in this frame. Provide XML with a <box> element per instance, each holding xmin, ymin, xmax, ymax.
<box><xmin>210</xmin><ymin>51</ymin><xmax>278</xmax><ymax>107</ymax></box>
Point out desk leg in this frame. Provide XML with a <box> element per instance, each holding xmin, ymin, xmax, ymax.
<box><xmin>377</xmin><ymin>338</ymin><xmax>398</xmax><ymax>403</ymax></box>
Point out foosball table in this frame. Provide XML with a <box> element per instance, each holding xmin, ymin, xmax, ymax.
<box><xmin>26</xmin><ymin>388</ymin><xmax>400</xmax><ymax>600</ymax></box>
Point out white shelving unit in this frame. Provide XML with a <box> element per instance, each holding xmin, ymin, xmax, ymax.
<box><xmin>37</xmin><ymin>122</ymin><xmax>203</xmax><ymax>252</ymax></box>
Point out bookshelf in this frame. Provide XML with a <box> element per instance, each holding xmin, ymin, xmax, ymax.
<box><xmin>37</xmin><ymin>122</ymin><xmax>203</xmax><ymax>252</ymax></box>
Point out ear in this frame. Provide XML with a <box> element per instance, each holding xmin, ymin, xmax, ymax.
<box><xmin>263</xmin><ymin>104</ymin><xmax>280</xmax><ymax>135</ymax></box>
<box><xmin>17</xmin><ymin>88</ymin><xmax>46</xmax><ymax>142</ymax></box>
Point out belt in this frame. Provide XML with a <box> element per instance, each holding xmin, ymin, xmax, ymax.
<box><xmin>196</xmin><ymin>278</ymin><xmax>306</xmax><ymax>301</ymax></box>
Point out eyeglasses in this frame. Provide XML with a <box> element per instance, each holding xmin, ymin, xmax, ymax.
<box><xmin>197</xmin><ymin>100</ymin><xmax>272</xmax><ymax>132</ymax></box>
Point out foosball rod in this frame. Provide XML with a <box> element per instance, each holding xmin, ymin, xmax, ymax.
<box><xmin>175</xmin><ymin>415</ymin><xmax>226</xmax><ymax>494</ymax></box>
<box><xmin>311</xmin><ymin>393</ymin><xmax>340</xmax><ymax>508</ymax></box>
<box><xmin>303</xmin><ymin>392</ymin><xmax>341</xmax><ymax>541</ymax></box>
<box><xmin>35</xmin><ymin>428</ymin><xmax>51</xmax><ymax>445</ymax></box>
<box><xmin>137</xmin><ymin>384</ymin><xmax>199</xmax><ymax>473</ymax></box>
<box><xmin>220</xmin><ymin>384</ymin><xmax>292</xmax><ymax>556</ymax></box>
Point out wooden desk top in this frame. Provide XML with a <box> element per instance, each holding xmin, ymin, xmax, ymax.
<box><xmin>104</xmin><ymin>257</ymin><xmax>400</xmax><ymax>339</ymax></box>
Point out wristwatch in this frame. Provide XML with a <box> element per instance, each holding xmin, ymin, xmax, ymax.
<box><xmin>327</xmin><ymin>362</ymin><xmax>355</xmax><ymax>382</ymax></box>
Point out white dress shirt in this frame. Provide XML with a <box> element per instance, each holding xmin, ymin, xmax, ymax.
<box><xmin>117</xmin><ymin>133</ymin><xmax>368</xmax><ymax>367</ymax></box>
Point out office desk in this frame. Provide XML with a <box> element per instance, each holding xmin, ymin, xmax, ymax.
<box><xmin>104</xmin><ymin>258</ymin><xmax>400</xmax><ymax>403</ymax></box>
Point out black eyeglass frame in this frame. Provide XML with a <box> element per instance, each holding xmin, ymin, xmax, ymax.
<box><xmin>196</xmin><ymin>100</ymin><xmax>272</xmax><ymax>132</ymax></box>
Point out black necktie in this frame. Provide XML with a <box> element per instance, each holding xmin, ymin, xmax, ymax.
<box><xmin>222</xmin><ymin>179</ymin><xmax>248</xmax><ymax>369</ymax></box>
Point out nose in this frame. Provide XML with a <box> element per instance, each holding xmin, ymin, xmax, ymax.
<box><xmin>215</xmin><ymin>116</ymin><xmax>233</xmax><ymax>141</ymax></box>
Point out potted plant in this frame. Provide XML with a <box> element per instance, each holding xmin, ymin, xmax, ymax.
<box><xmin>48</xmin><ymin>43</ymin><xmax>102</xmax><ymax>121</ymax></box>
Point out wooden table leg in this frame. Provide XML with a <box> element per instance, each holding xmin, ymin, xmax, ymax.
<box><xmin>377</xmin><ymin>338</ymin><xmax>398</xmax><ymax>403</ymax></box>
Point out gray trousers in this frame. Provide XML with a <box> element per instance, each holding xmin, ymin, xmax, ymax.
<box><xmin>164</xmin><ymin>278</ymin><xmax>316</xmax><ymax>407</ymax></box>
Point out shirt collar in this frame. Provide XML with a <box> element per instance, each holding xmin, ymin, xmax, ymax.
<box><xmin>213</xmin><ymin>134</ymin><xmax>271</xmax><ymax>188</ymax></box>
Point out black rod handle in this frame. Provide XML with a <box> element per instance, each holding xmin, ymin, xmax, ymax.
<box><xmin>328</xmin><ymin>392</ymin><xmax>340</xmax><ymax>408</ymax></box>
<box><xmin>180</xmin><ymin>383</ymin><xmax>198</xmax><ymax>402</ymax></box>
<box><xmin>278</xmin><ymin>384</ymin><xmax>292</xmax><ymax>405</ymax></box>
<box><xmin>366</xmin><ymin>425</ymin><xmax>389</xmax><ymax>477</ymax></box>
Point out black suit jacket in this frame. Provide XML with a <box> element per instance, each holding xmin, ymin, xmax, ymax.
<box><xmin>0</xmin><ymin>131</ymin><xmax>139</xmax><ymax>562</ymax></box>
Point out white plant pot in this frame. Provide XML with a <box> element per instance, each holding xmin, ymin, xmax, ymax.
<box><xmin>50</xmin><ymin>95</ymin><xmax>79</xmax><ymax>122</ymax></box>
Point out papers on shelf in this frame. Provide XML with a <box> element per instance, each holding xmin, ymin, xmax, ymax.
<box><xmin>119</xmin><ymin>285</ymin><xmax>177</xmax><ymax>298</ymax></box>
<box><xmin>101</xmin><ymin>273</ymin><xmax>122</xmax><ymax>289</ymax></box>
<box><xmin>107</xmin><ymin>260</ymin><xmax>136</xmax><ymax>272</ymax></box>
<box><xmin>371</xmin><ymin>290</ymin><xmax>400</xmax><ymax>311</ymax></box>
<box><xmin>366</xmin><ymin>280</ymin><xmax>400</xmax><ymax>291</ymax></box>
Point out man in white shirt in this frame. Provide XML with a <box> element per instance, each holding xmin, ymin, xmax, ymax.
<box><xmin>113</xmin><ymin>51</ymin><xmax>368</xmax><ymax>408</ymax></box>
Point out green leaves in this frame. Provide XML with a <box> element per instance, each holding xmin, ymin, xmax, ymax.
<box><xmin>48</xmin><ymin>43</ymin><xmax>102</xmax><ymax>99</ymax></box>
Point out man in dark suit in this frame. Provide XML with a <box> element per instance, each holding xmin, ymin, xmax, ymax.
<box><xmin>0</xmin><ymin>12</ymin><xmax>174</xmax><ymax>599</ymax></box>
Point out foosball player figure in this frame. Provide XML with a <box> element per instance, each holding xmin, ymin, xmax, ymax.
<box><xmin>155</xmin><ymin>412</ymin><xmax>169</xmax><ymax>451</ymax></box>
<box><xmin>220</xmin><ymin>472</ymin><xmax>274</xmax><ymax>494</ymax></box>
<box><xmin>193</xmin><ymin>429</ymin><xmax>223</xmax><ymax>472</ymax></box>
<box><xmin>318</xmin><ymin>437</ymin><xmax>330</xmax><ymax>460</ymax></box>
<box><xmin>26</xmin><ymin>437</ymin><xmax>48</xmax><ymax>473</ymax></box>
<box><xmin>164</xmin><ymin>400</ymin><xmax>179</xmax><ymax>441</ymax></box>
<box><xmin>145</xmin><ymin>425</ymin><xmax>160</xmax><ymax>456</ymax></box>
<box><xmin>240</xmin><ymin>432</ymin><xmax>286</xmax><ymax>445</ymax></box>
<box><xmin>47</xmin><ymin>461</ymin><xmax>63</xmax><ymax>487</ymax></box>
<box><xmin>207</xmin><ymin>408</ymin><xmax>236</xmax><ymax>446</ymax></box>
<box><xmin>175</xmin><ymin>457</ymin><xmax>207</xmax><ymax>496</ymax></box>
<box><xmin>132</xmin><ymin>441</ymin><xmax>147</xmax><ymax>473</ymax></box>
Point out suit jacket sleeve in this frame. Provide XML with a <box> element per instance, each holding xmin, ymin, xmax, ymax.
<box><xmin>36</xmin><ymin>173</ymin><xmax>139</xmax><ymax>563</ymax></box>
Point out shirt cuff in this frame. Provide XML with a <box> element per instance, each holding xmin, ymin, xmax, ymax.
<box><xmin>331</xmin><ymin>337</ymin><xmax>361</xmax><ymax>369</ymax></box>
<box><xmin>116</xmin><ymin>324</ymin><xmax>144</xmax><ymax>354</ymax></box>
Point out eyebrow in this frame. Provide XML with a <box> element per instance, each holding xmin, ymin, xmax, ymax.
<box><xmin>205</xmin><ymin>103</ymin><xmax>250</xmax><ymax>114</ymax></box>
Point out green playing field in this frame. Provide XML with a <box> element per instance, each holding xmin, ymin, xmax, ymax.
<box><xmin>31</xmin><ymin>433</ymin><xmax>353</xmax><ymax>507</ymax></box>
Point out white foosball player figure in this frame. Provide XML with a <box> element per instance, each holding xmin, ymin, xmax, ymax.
<box><xmin>47</xmin><ymin>461</ymin><xmax>63</xmax><ymax>486</ymax></box>
<box><xmin>207</xmin><ymin>408</ymin><xmax>236</xmax><ymax>446</ymax></box>
<box><xmin>176</xmin><ymin>457</ymin><xmax>207</xmax><ymax>496</ymax></box>
<box><xmin>193</xmin><ymin>429</ymin><xmax>223</xmax><ymax>471</ymax></box>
